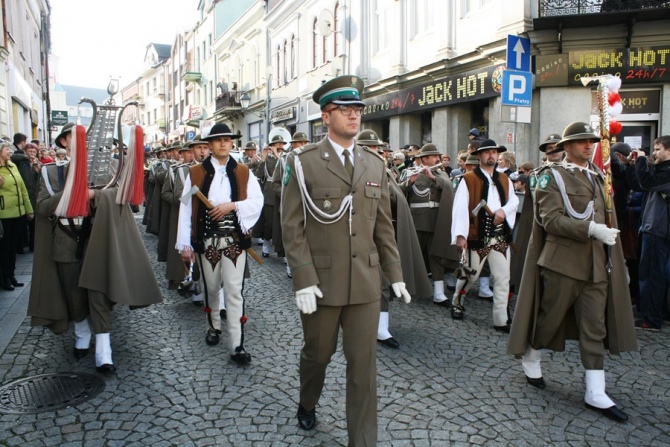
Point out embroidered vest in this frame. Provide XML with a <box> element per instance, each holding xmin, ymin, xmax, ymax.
<box><xmin>462</xmin><ymin>167</ymin><xmax>511</xmax><ymax>248</ymax></box>
<box><xmin>189</xmin><ymin>156</ymin><xmax>250</xmax><ymax>252</ymax></box>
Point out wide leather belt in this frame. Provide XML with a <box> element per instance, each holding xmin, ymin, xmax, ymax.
<box><xmin>409</xmin><ymin>201</ymin><xmax>439</xmax><ymax>209</ymax></box>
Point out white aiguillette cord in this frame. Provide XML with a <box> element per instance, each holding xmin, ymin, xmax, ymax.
<box><xmin>294</xmin><ymin>155</ymin><xmax>354</xmax><ymax>235</ymax></box>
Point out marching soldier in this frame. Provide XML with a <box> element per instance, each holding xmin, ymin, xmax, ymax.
<box><xmin>157</xmin><ymin>143</ymin><xmax>181</xmax><ymax>262</ymax></box>
<box><xmin>281</xmin><ymin>75</ymin><xmax>410</xmax><ymax>444</ymax></box>
<box><xmin>242</xmin><ymin>141</ymin><xmax>261</xmax><ymax>169</ymax></box>
<box><xmin>271</xmin><ymin>131</ymin><xmax>309</xmax><ymax>278</ymax></box>
<box><xmin>145</xmin><ymin>146</ymin><xmax>166</xmax><ymax>235</ymax></box>
<box><xmin>176</xmin><ymin>123</ymin><xmax>263</xmax><ymax>364</ymax></box>
<box><xmin>540</xmin><ymin>133</ymin><xmax>564</xmax><ymax>164</ymax></box>
<box><xmin>508</xmin><ymin>122</ymin><xmax>637</xmax><ymax>422</ymax></box>
<box><xmin>450</xmin><ymin>139</ymin><xmax>519</xmax><ymax>331</ymax></box>
<box><xmin>399</xmin><ymin>144</ymin><xmax>460</xmax><ymax>307</ymax></box>
<box><xmin>163</xmin><ymin>142</ymin><xmax>195</xmax><ymax>289</ymax></box>
<box><xmin>28</xmin><ymin>122</ymin><xmax>162</xmax><ymax>374</ymax></box>
<box><xmin>254</xmin><ymin>134</ymin><xmax>285</xmax><ymax>257</ymax></box>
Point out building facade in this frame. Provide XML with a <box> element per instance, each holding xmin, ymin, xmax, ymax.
<box><xmin>117</xmin><ymin>1</ymin><xmax>670</xmax><ymax>165</ymax></box>
<box><xmin>2</xmin><ymin>0</ymin><xmax>51</xmax><ymax>142</ymax></box>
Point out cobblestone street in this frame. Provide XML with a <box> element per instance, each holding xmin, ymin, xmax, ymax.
<box><xmin>0</xmin><ymin>217</ymin><xmax>669</xmax><ymax>446</ymax></box>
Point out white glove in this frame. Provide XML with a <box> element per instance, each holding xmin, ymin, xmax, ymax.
<box><xmin>588</xmin><ymin>221</ymin><xmax>619</xmax><ymax>246</ymax></box>
<box><xmin>391</xmin><ymin>282</ymin><xmax>411</xmax><ymax>304</ymax></box>
<box><xmin>295</xmin><ymin>285</ymin><xmax>323</xmax><ymax>314</ymax></box>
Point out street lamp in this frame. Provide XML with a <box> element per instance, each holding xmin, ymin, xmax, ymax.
<box><xmin>239</xmin><ymin>92</ymin><xmax>251</xmax><ymax>110</ymax></box>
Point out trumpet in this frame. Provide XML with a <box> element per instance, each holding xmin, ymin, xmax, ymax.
<box><xmin>400</xmin><ymin>163</ymin><xmax>444</xmax><ymax>180</ymax></box>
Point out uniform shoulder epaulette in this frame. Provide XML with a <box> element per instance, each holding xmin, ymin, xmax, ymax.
<box><xmin>359</xmin><ymin>144</ymin><xmax>384</xmax><ymax>161</ymax></box>
<box><xmin>293</xmin><ymin>143</ymin><xmax>319</xmax><ymax>156</ymax></box>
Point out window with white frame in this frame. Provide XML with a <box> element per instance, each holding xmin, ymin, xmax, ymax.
<box><xmin>283</xmin><ymin>39</ymin><xmax>288</xmax><ymax>84</ymax></box>
<box><xmin>410</xmin><ymin>0</ymin><xmax>434</xmax><ymax>38</ymax></box>
<box><xmin>312</xmin><ymin>18</ymin><xmax>319</xmax><ymax>69</ymax></box>
<box><xmin>276</xmin><ymin>44</ymin><xmax>281</xmax><ymax>86</ymax></box>
<box><xmin>373</xmin><ymin>0</ymin><xmax>390</xmax><ymax>54</ymax></box>
<box><xmin>290</xmin><ymin>35</ymin><xmax>296</xmax><ymax>80</ymax></box>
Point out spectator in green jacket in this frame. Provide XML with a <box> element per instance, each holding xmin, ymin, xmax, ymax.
<box><xmin>0</xmin><ymin>141</ymin><xmax>34</xmax><ymax>291</ymax></box>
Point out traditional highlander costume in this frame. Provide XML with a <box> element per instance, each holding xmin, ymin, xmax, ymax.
<box><xmin>450</xmin><ymin>139</ymin><xmax>519</xmax><ymax>329</ymax></box>
<box><xmin>176</xmin><ymin>123</ymin><xmax>263</xmax><ymax>364</ymax></box>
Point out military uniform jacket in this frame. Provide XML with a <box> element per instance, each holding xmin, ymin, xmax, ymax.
<box><xmin>255</xmin><ymin>154</ymin><xmax>278</xmax><ymax>205</ymax></box>
<box><xmin>508</xmin><ymin>163</ymin><xmax>637</xmax><ymax>356</ymax></box>
<box><xmin>400</xmin><ymin>171</ymin><xmax>450</xmax><ymax>233</ymax></box>
<box><xmin>281</xmin><ymin>138</ymin><xmax>403</xmax><ymax>306</ymax></box>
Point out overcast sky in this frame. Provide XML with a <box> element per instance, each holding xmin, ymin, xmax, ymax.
<box><xmin>50</xmin><ymin>0</ymin><xmax>200</xmax><ymax>89</ymax></box>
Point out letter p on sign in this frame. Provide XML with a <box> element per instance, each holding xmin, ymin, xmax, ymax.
<box><xmin>501</xmin><ymin>69</ymin><xmax>533</xmax><ymax>107</ymax></box>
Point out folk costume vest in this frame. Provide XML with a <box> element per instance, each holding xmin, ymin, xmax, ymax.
<box><xmin>462</xmin><ymin>167</ymin><xmax>512</xmax><ymax>249</ymax></box>
<box><xmin>188</xmin><ymin>156</ymin><xmax>251</xmax><ymax>253</ymax></box>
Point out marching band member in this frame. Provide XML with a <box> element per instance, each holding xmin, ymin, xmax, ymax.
<box><xmin>399</xmin><ymin>144</ymin><xmax>459</xmax><ymax>307</ymax></box>
<box><xmin>450</xmin><ymin>139</ymin><xmax>518</xmax><ymax>332</ymax></box>
<box><xmin>176</xmin><ymin>123</ymin><xmax>262</xmax><ymax>364</ymax></box>
<box><xmin>28</xmin><ymin>122</ymin><xmax>162</xmax><ymax>374</ymax></box>
<box><xmin>508</xmin><ymin>122</ymin><xmax>637</xmax><ymax>422</ymax></box>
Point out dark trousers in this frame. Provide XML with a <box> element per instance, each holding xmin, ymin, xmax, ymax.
<box><xmin>638</xmin><ymin>232</ymin><xmax>670</xmax><ymax>328</ymax></box>
<box><xmin>300</xmin><ymin>301</ymin><xmax>380</xmax><ymax>446</ymax></box>
<box><xmin>0</xmin><ymin>217</ymin><xmax>21</xmax><ymax>279</ymax></box>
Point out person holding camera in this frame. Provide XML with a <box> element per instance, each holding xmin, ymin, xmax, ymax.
<box><xmin>630</xmin><ymin>136</ymin><xmax>670</xmax><ymax>331</ymax></box>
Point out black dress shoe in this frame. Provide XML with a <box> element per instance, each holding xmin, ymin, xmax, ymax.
<box><xmin>451</xmin><ymin>306</ymin><xmax>464</xmax><ymax>320</ymax></box>
<box><xmin>96</xmin><ymin>363</ymin><xmax>117</xmax><ymax>374</ymax></box>
<box><xmin>205</xmin><ymin>329</ymin><xmax>220</xmax><ymax>346</ymax></box>
<box><xmin>262</xmin><ymin>252</ymin><xmax>270</xmax><ymax>258</ymax></box>
<box><xmin>74</xmin><ymin>348</ymin><xmax>89</xmax><ymax>359</ymax></box>
<box><xmin>526</xmin><ymin>376</ymin><xmax>546</xmax><ymax>389</ymax></box>
<box><xmin>494</xmin><ymin>324</ymin><xmax>510</xmax><ymax>334</ymax></box>
<box><xmin>585</xmin><ymin>403</ymin><xmax>629</xmax><ymax>422</ymax></box>
<box><xmin>193</xmin><ymin>300</ymin><xmax>203</xmax><ymax>307</ymax></box>
<box><xmin>297</xmin><ymin>404</ymin><xmax>316</xmax><ymax>431</ymax></box>
<box><xmin>434</xmin><ymin>300</ymin><xmax>451</xmax><ymax>308</ymax></box>
<box><xmin>377</xmin><ymin>337</ymin><xmax>400</xmax><ymax>349</ymax></box>
<box><xmin>10</xmin><ymin>277</ymin><xmax>24</xmax><ymax>287</ymax></box>
<box><xmin>220</xmin><ymin>309</ymin><xmax>227</xmax><ymax>320</ymax></box>
<box><xmin>477</xmin><ymin>295</ymin><xmax>493</xmax><ymax>301</ymax></box>
<box><xmin>230</xmin><ymin>349</ymin><xmax>251</xmax><ymax>364</ymax></box>
<box><xmin>1</xmin><ymin>279</ymin><xmax>14</xmax><ymax>291</ymax></box>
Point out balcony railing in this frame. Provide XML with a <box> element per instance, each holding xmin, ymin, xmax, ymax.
<box><xmin>156</xmin><ymin>118</ymin><xmax>166</xmax><ymax>129</ymax></box>
<box><xmin>539</xmin><ymin>0</ymin><xmax>670</xmax><ymax>17</ymax></box>
<box><xmin>215</xmin><ymin>92</ymin><xmax>242</xmax><ymax>116</ymax></box>
<box><xmin>181</xmin><ymin>58</ymin><xmax>202</xmax><ymax>83</ymax></box>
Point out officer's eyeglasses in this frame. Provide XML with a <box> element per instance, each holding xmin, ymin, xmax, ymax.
<box><xmin>327</xmin><ymin>105</ymin><xmax>364</xmax><ymax>116</ymax></box>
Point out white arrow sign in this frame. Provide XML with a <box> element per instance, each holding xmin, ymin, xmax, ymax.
<box><xmin>506</xmin><ymin>35</ymin><xmax>531</xmax><ymax>72</ymax></box>
<box><xmin>513</xmin><ymin>40</ymin><xmax>526</xmax><ymax>72</ymax></box>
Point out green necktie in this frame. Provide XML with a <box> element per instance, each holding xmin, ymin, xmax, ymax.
<box><xmin>343</xmin><ymin>149</ymin><xmax>353</xmax><ymax>179</ymax></box>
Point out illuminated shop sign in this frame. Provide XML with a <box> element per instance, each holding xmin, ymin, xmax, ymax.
<box><xmin>362</xmin><ymin>65</ymin><xmax>503</xmax><ymax>120</ymax></box>
<box><xmin>567</xmin><ymin>47</ymin><xmax>670</xmax><ymax>85</ymax></box>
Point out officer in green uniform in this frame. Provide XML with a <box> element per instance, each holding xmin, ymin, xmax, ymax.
<box><xmin>508</xmin><ymin>122</ymin><xmax>637</xmax><ymax>423</ymax></box>
<box><xmin>281</xmin><ymin>76</ymin><xmax>410</xmax><ymax>445</ymax></box>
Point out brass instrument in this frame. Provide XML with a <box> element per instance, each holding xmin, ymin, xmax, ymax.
<box><xmin>399</xmin><ymin>163</ymin><xmax>444</xmax><ymax>181</ymax></box>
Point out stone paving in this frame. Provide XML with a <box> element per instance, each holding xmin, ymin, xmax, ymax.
<box><xmin>0</xmin><ymin>217</ymin><xmax>669</xmax><ymax>446</ymax></box>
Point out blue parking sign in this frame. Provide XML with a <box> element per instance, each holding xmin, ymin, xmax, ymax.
<box><xmin>501</xmin><ymin>70</ymin><xmax>533</xmax><ymax>107</ymax></box>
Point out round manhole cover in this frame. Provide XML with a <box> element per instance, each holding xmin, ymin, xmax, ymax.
<box><xmin>0</xmin><ymin>372</ymin><xmax>105</xmax><ymax>414</ymax></box>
